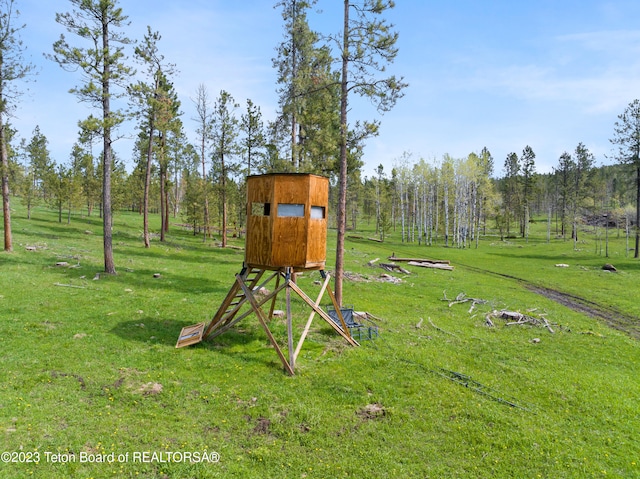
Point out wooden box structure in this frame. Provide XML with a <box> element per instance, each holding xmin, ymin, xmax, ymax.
<box><xmin>176</xmin><ymin>173</ymin><xmax>358</xmax><ymax>375</ymax></box>
<box><xmin>245</xmin><ymin>173</ymin><xmax>328</xmax><ymax>271</ymax></box>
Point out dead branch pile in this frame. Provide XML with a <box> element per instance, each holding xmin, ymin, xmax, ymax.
<box><xmin>379</xmin><ymin>273</ymin><xmax>403</xmax><ymax>284</ymax></box>
<box><xmin>440</xmin><ymin>291</ymin><xmax>568</xmax><ymax>334</ymax></box>
<box><xmin>441</xmin><ymin>291</ymin><xmax>488</xmax><ymax>313</ymax></box>
<box><xmin>484</xmin><ymin>310</ymin><xmax>559</xmax><ymax>333</ymax></box>
<box><xmin>342</xmin><ymin>271</ymin><xmax>403</xmax><ymax>284</ymax></box>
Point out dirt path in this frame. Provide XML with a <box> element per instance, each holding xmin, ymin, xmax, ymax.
<box><xmin>458</xmin><ymin>264</ymin><xmax>640</xmax><ymax>340</ymax></box>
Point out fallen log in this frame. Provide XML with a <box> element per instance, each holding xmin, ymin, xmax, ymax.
<box><xmin>389</xmin><ymin>256</ymin><xmax>450</xmax><ymax>265</ymax></box>
<box><xmin>408</xmin><ymin>261</ymin><xmax>454</xmax><ymax>271</ymax></box>
<box><xmin>380</xmin><ymin>262</ymin><xmax>411</xmax><ymax>274</ymax></box>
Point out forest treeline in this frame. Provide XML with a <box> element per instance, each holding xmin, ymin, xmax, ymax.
<box><xmin>6</xmin><ymin>126</ymin><xmax>639</xmax><ymax>246</ymax></box>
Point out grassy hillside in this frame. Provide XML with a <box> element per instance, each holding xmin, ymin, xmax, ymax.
<box><xmin>1</xmin><ymin>206</ymin><xmax>638</xmax><ymax>478</ymax></box>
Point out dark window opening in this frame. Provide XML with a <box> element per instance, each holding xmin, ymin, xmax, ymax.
<box><xmin>251</xmin><ymin>202</ymin><xmax>271</xmax><ymax>216</ymax></box>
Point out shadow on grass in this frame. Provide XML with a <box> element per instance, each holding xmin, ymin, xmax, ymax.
<box><xmin>19</xmin><ymin>215</ymin><xmax>101</xmax><ymax>237</ymax></box>
<box><xmin>110</xmin><ymin>317</ymin><xmax>202</xmax><ymax>347</ymax></box>
<box><xmin>200</xmin><ymin>327</ymin><xmax>307</xmax><ymax>372</ymax></box>
<box><xmin>114</xmin><ymin>268</ymin><xmax>231</xmax><ymax>295</ymax></box>
<box><xmin>116</xmin><ymin>243</ymin><xmax>244</xmax><ymax>266</ymax></box>
<box><xmin>41</xmin><ymin>261</ymin><xmax>231</xmax><ymax>295</ymax></box>
<box><xmin>110</xmin><ymin>317</ymin><xmax>268</xmax><ymax>354</ymax></box>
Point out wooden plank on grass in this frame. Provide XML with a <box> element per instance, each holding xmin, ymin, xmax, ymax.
<box><xmin>388</xmin><ymin>256</ymin><xmax>450</xmax><ymax>265</ymax></box>
<box><xmin>407</xmin><ymin>261</ymin><xmax>454</xmax><ymax>271</ymax></box>
<box><xmin>175</xmin><ymin>322</ymin><xmax>206</xmax><ymax>348</ymax></box>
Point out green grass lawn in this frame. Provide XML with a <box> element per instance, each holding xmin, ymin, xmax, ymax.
<box><xmin>1</xmin><ymin>206</ymin><xmax>639</xmax><ymax>478</ymax></box>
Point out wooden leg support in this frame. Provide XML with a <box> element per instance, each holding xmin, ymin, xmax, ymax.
<box><xmin>236</xmin><ymin>274</ymin><xmax>295</xmax><ymax>376</ymax></box>
<box><xmin>288</xmin><ymin>280</ymin><xmax>359</xmax><ymax>347</ymax></box>
<box><xmin>293</xmin><ymin>271</ymin><xmax>331</xmax><ymax>363</ymax></box>
<box><xmin>191</xmin><ymin>267</ymin><xmax>358</xmax><ymax>375</ymax></box>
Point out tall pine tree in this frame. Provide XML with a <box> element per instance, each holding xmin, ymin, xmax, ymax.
<box><xmin>0</xmin><ymin>0</ymin><xmax>34</xmax><ymax>251</ymax></box>
<box><xmin>51</xmin><ymin>0</ymin><xmax>134</xmax><ymax>273</ymax></box>
<box><xmin>333</xmin><ymin>0</ymin><xmax>407</xmax><ymax>305</ymax></box>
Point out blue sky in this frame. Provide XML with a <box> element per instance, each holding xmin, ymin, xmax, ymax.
<box><xmin>10</xmin><ymin>0</ymin><xmax>640</xmax><ymax>178</ymax></box>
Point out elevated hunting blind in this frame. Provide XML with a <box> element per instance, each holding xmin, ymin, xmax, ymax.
<box><xmin>176</xmin><ymin>173</ymin><xmax>358</xmax><ymax>374</ymax></box>
<box><xmin>245</xmin><ymin>173</ymin><xmax>328</xmax><ymax>271</ymax></box>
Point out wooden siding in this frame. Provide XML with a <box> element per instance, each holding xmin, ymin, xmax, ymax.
<box><xmin>246</xmin><ymin>215</ymin><xmax>272</xmax><ymax>268</ymax></box>
<box><xmin>306</xmin><ymin>175</ymin><xmax>328</xmax><ymax>267</ymax></box>
<box><xmin>245</xmin><ymin>173</ymin><xmax>328</xmax><ymax>270</ymax></box>
<box><xmin>245</xmin><ymin>175</ymin><xmax>273</xmax><ymax>268</ymax></box>
<box><xmin>272</xmin><ymin>216</ymin><xmax>307</xmax><ymax>267</ymax></box>
<box><xmin>247</xmin><ymin>174</ymin><xmax>274</xmax><ymax>204</ymax></box>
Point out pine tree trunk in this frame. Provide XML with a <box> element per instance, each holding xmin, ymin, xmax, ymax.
<box><xmin>160</xmin><ymin>165</ymin><xmax>166</xmax><ymax>243</ymax></box>
<box><xmin>164</xmin><ymin>181</ymin><xmax>169</xmax><ymax>233</ymax></box>
<box><xmin>102</xmin><ymin>18</ymin><xmax>116</xmax><ymax>274</ymax></box>
<box><xmin>143</xmin><ymin>125</ymin><xmax>154</xmax><ymax>248</ymax></box>
<box><xmin>221</xmin><ymin>155</ymin><xmax>227</xmax><ymax>248</ymax></box>
<box><xmin>202</xmin><ymin>156</ymin><xmax>209</xmax><ymax>242</ymax></box>
<box><xmin>161</xmin><ymin>133</ymin><xmax>169</xmax><ymax>235</ymax></box>
<box><xmin>103</xmin><ymin>133</ymin><xmax>115</xmax><ymax>274</ymax></box>
<box><xmin>1</xmin><ymin>119</ymin><xmax>11</xmax><ymax>252</ymax></box>
<box><xmin>334</xmin><ymin>0</ymin><xmax>350</xmax><ymax>307</ymax></box>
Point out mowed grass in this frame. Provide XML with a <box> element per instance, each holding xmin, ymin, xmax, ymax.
<box><xmin>0</xmin><ymin>206</ymin><xmax>639</xmax><ymax>478</ymax></box>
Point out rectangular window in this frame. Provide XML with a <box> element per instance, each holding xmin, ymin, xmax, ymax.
<box><xmin>277</xmin><ymin>203</ymin><xmax>304</xmax><ymax>217</ymax></box>
<box><xmin>311</xmin><ymin>206</ymin><xmax>325</xmax><ymax>219</ymax></box>
<box><xmin>251</xmin><ymin>202</ymin><xmax>270</xmax><ymax>216</ymax></box>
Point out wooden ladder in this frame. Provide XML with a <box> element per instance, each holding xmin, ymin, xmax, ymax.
<box><xmin>202</xmin><ymin>267</ymin><xmax>265</xmax><ymax>339</ymax></box>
